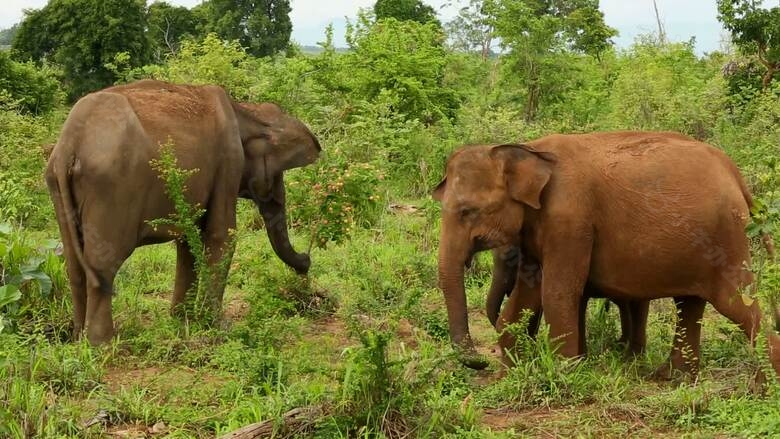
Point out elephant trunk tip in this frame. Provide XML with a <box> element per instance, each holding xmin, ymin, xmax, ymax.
<box><xmin>454</xmin><ymin>339</ymin><xmax>490</xmax><ymax>370</ymax></box>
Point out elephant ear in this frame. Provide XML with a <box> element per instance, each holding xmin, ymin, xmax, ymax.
<box><xmin>240</xmin><ymin>102</ymin><xmax>321</xmax><ymax>174</ymax></box>
<box><xmin>432</xmin><ymin>177</ymin><xmax>447</xmax><ymax>201</ymax></box>
<box><xmin>491</xmin><ymin>144</ymin><xmax>554</xmax><ymax>210</ymax></box>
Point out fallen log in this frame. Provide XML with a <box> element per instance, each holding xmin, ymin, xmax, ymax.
<box><xmin>218</xmin><ymin>406</ymin><xmax>323</xmax><ymax>439</ymax></box>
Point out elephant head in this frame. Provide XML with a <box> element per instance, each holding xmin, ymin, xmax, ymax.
<box><xmin>432</xmin><ymin>144</ymin><xmax>553</xmax><ymax>369</ymax></box>
<box><xmin>233</xmin><ymin>102</ymin><xmax>321</xmax><ymax>274</ymax></box>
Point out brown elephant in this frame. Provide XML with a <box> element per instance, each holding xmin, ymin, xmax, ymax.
<box><xmin>433</xmin><ymin>131</ymin><xmax>780</xmax><ymax>377</ymax></box>
<box><xmin>486</xmin><ymin>246</ymin><xmax>648</xmax><ymax>367</ymax></box>
<box><xmin>46</xmin><ymin>80</ymin><xmax>320</xmax><ymax>344</ymax></box>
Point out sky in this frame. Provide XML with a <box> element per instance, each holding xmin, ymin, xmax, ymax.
<box><xmin>1</xmin><ymin>0</ymin><xmax>776</xmax><ymax>54</ymax></box>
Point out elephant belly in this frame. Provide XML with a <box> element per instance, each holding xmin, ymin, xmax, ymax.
<box><xmin>587</xmin><ymin>230</ymin><xmax>728</xmax><ymax>300</ymax></box>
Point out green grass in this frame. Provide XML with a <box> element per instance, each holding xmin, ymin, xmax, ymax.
<box><xmin>3</xmin><ymin>200</ymin><xmax>780</xmax><ymax>438</ymax></box>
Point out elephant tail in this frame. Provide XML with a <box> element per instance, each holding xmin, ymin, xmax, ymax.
<box><xmin>730</xmin><ymin>162</ymin><xmax>776</xmax><ymax>260</ymax></box>
<box><xmin>46</xmin><ymin>149</ymin><xmax>101</xmax><ymax>290</ymax></box>
<box><xmin>731</xmin><ymin>163</ymin><xmax>780</xmax><ymax>330</ymax></box>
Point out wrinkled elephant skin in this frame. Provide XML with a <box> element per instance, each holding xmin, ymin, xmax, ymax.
<box><xmin>46</xmin><ymin>80</ymin><xmax>321</xmax><ymax>344</ymax></box>
<box><xmin>434</xmin><ymin>131</ymin><xmax>780</xmax><ymax>378</ymax></box>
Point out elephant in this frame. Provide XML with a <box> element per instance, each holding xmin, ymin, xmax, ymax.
<box><xmin>433</xmin><ymin>131</ymin><xmax>780</xmax><ymax>378</ymax></box>
<box><xmin>45</xmin><ymin>80</ymin><xmax>320</xmax><ymax>344</ymax></box>
<box><xmin>486</xmin><ymin>246</ymin><xmax>649</xmax><ymax>366</ymax></box>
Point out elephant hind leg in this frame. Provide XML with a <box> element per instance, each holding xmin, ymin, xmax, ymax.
<box><xmin>80</xmin><ymin>213</ymin><xmax>136</xmax><ymax>345</ymax></box>
<box><xmin>62</xmin><ymin>240</ymin><xmax>87</xmax><ymax>340</ymax></box>
<box><xmin>627</xmin><ymin>300</ymin><xmax>649</xmax><ymax>356</ymax></box>
<box><xmin>654</xmin><ymin>296</ymin><xmax>705</xmax><ymax>380</ymax></box>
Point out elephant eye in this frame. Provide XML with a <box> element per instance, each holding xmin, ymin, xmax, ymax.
<box><xmin>459</xmin><ymin>207</ymin><xmax>479</xmax><ymax>219</ymax></box>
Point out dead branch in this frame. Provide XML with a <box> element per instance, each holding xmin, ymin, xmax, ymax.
<box><xmin>218</xmin><ymin>406</ymin><xmax>323</xmax><ymax>439</ymax></box>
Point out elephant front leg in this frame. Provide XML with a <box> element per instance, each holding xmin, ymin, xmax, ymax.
<box><xmin>199</xmin><ymin>190</ymin><xmax>238</xmax><ymax>316</ymax></box>
<box><xmin>496</xmin><ymin>271</ymin><xmax>542</xmax><ymax>367</ymax></box>
<box><xmin>654</xmin><ymin>296</ymin><xmax>705</xmax><ymax>380</ymax></box>
<box><xmin>171</xmin><ymin>240</ymin><xmax>196</xmax><ymax>317</ymax></box>
<box><xmin>540</xmin><ymin>236</ymin><xmax>592</xmax><ymax>358</ymax></box>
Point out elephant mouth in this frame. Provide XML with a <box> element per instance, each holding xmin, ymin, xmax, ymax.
<box><xmin>464</xmin><ymin>237</ymin><xmax>491</xmax><ymax>269</ymax></box>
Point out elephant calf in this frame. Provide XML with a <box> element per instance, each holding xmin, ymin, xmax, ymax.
<box><xmin>46</xmin><ymin>80</ymin><xmax>320</xmax><ymax>344</ymax></box>
<box><xmin>434</xmin><ymin>131</ymin><xmax>780</xmax><ymax>378</ymax></box>
<box><xmin>486</xmin><ymin>246</ymin><xmax>648</xmax><ymax>367</ymax></box>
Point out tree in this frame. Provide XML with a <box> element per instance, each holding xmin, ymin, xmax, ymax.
<box><xmin>0</xmin><ymin>51</ymin><xmax>62</xmax><ymax>114</ymax></box>
<box><xmin>147</xmin><ymin>1</ymin><xmax>202</xmax><ymax>60</ymax></box>
<box><xmin>718</xmin><ymin>0</ymin><xmax>780</xmax><ymax>89</ymax></box>
<box><xmin>446</xmin><ymin>0</ymin><xmax>495</xmax><ymax>60</ymax></box>
<box><xmin>486</xmin><ymin>0</ymin><xmax>616</xmax><ymax>120</ymax></box>
<box><xmin>12</xmin><ymin>0</ymin><xmax>150</xmax><ymax>99</ymax></box>
<box><xmin>344</xmin><ymin>13</ymin><xmax>458</xmax><ymax>122</ymax></box>
<box><xmin>374</xmin><ymin>0</ymin><xmax>440</xmax><ymax>25</ymax></box>
<box><xmin>0</xmin><ymin>24</ymin><xmax>19</xmax><ymax>47</ymax></box>
<box><xmin>199</xmin><ymin>0</ymin><xmax>292</xmax><ymax>57</ymax></box>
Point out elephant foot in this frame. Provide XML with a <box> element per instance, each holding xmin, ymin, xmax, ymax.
<box><xmin>455</xmin><ymin>343</ymin><xmax>489</xmax><ymax>370</ymax></box>
<box><xmin>651</xmin><ymin>360</ymin><xmax>698</xmax><ymax>381</ymax></box>
<box><xmin>170</xmin><ymin>301</ymin><xmax>187</xmax><ymax>319</ymax></box>
<box><xmin>86</xmin><ymin>326</ymin><xmax>114</xmax><ymax>346</ymax></box>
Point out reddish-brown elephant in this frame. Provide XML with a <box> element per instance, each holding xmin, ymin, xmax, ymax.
<box><xmin>433</xmin><ymin>131</ymin><xmax>780</xmax><ymax>377</ymax></box>
<box><xmin>46</xmin><ymin>80</ymin><xmax>320</xmax><ymax>344</ymax></box>
<box><xmin>486</xmin><ymin>246</ymin><xmax>649</xmax><ymax>367</ymax></box>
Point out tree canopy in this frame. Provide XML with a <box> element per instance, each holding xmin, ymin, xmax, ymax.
<box><xmin>146</xmin><ymin>1</ymin><xmax>202</xmax><ymax>60</ymax></box>
<box><xmin>485</xmin><ymin>0</ymin><xmax>616</xmax><ymax>120</ymax></box>
<box><xmin>718</xmin><ymin>0</ymin><xmax>780</xmax><ymax>88</ymax></box>
<box><xmin>198</xmin><ymin>0</ymin><xmax>293</xmax><ymax>57</ymax></box>
<box><xmin>374</xmin><ymin>0</ymin><xmax>440</xmax><ymax>25</ymax></box>
<box><xmin>12</xmin><ymin>0</ymin><xmax>150</xmax><ymax>99</ymax></box>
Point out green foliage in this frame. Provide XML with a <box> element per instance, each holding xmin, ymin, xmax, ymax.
<box><xmin>374</xmin><ymin>0</ymin><xmax>441</xmax><ymax>25</ymax></box>
<box><xmin>3</xmin><ymin>6</ymin><xmax>780</xmax><ymax>436</ymax></box>
<box><xmin>0</xmin><ymin>108</ymin><xmax>60</xmax><ymax>227</ymax></box>
<box><xmin>330</xmin><ymin>325</ymin><xmax>475</xmax><ymax>437</ymax></box>
<box><xmin>599</xmin><ymin>41</ymin><xmax>725</xmax><ymax>138</ymax></box>
<box><xmin>718</xmin><ymin>0</ymin><xmax>780</xmax><ymax>88</ymax></box>
<box><xmin>446</xmin><ymin>0</ymin><xmax>495</xmax><ymax>58</ymax></box>
<box><xmin>481</xmin><ymin>313</ymin><xmax>629</xmax><ymax>408</ymax></box>
<box><xmin>129</xmin><ymin>34</ymin><xmax>253</xmax><ymax>100</ymax></box>
<box><xmin>0</xmin><ymin>51</ymin><xmax>62</xmax><ymax>114</ymax></box>
<box><xmin>146</xmin><ymin>1</ymin><xmax>202</xmax><ymax>61</ymax></box>
<box><xmin>486</xmin><ymin>0</ymin><xmax>616</xmax><ymax>120</ymax></box>
<box><xmin>345</xmin><ymin>14</ymin><xmax>459</xmax><ymax>122</ymax></box>
<box><xmin>287</xmin><ymin>153</ymin><xmax>383</xmax><ymax>249</ymax></box>
<box><xmin>0</xmin><ymin>223</ymin><xmax>67</xmax><ymax>337</ymax></box>
<box><xmin>198</xmin><ymin>0</ymin><xmax>292</xmax><ymax>58</ymax></box>
<box><xmin>12</xmin><ymin>0</ymin><xmax>151</xmax><ymax>99</ymax></box>
<box><xmin>148</xmin><ymin>140</ymin><xmax>231</xmax><ymax>324</ymax></box>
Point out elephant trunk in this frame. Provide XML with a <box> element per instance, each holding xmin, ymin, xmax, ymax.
<box><xmin>486</xmin><ymin>247</ymin><xmax>519</xmax><ymax>328</ymax></box>
<box><xmin>438</xmin><ymin>234</ymin><xmax>488</xmax><ymax>370</ymax></box>
<box><xmin>257</xmin><ymin>198</ymin><xmax>310</xmax><ymax>275</ymax></box>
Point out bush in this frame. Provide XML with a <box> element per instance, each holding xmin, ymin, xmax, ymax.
<box><xmin>0</xmin><ymin>51</ymin><xmax>63</xmax><ymax>114</ymax></box>
<box><xmin>0</xmin><ymin>223</ymin><xmax>68</xmax><ymax>339</ymax></box>
<box><xmin>600</xmin><ymin>40</ymin><xmax>725</xmax><ymax>139</ymax></box>
<box><xmin>287</xmin><ymin>150</ymin><xmax>383</xmax><ymax>249</ymax></box>
<box><xmin>344</xmin><ymin>14</ymin><xmax>460</xmax><ymax>123</ymax></box>
<box><xmin>0</xmin><ymin>109</ymin><xmax>61</xmax><ymax>227</ymax></box>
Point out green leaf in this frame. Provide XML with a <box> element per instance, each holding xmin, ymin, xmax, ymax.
<box><xmin>0</xmin><ymin>284</ymin><xmax>22</xmax><ymax>309</ymax></box>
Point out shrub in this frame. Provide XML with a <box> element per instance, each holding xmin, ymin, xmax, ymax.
<box><xmin>344</xmin><ymin>13</ymin><xmax>460</xmax><ymax>123</ymax></box>
<box><xmin>287</xmin><ymin>150</ymin><xmax>383</xmax><ymax>249</ymax></box>
<box><xmin>0</xmin><ymin>52</ymin><xmax>62</xmax><ymax>115</ymax></box>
